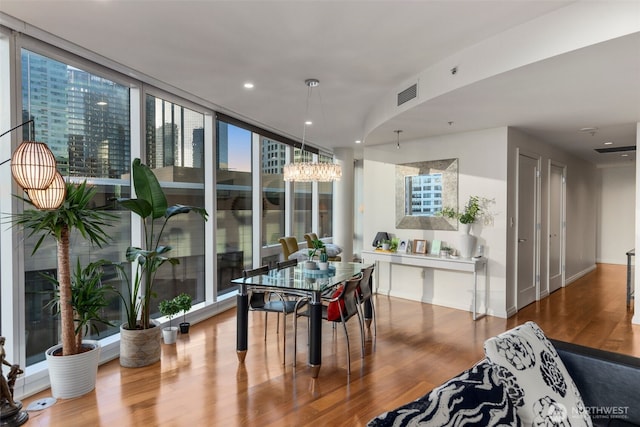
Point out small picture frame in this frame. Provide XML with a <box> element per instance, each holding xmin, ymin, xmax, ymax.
<box><xmin>413</xmin><ymin>239</ymin><xmax>427</xmax><ymax>254</ymax></box>
<box><xmin>430</xmin><ymin>239</ymin><xmax>441</xmax><ymax>255</ymax></box>
<box><xmin>397</xmin><ymin>239</ymin><xmax>409</xmax><ymax>253</ymax></box>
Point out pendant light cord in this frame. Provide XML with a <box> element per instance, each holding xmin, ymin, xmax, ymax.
<box><xmin>395</xmin><ymin>129</ymin><xmax>402</xmax><ymax>149</ymax></box>
<box><xmin>0</xmin><ymin>119</ymin><xmax>36</xmax><ymax>166</ymax></box>
<box><xmin>300</xmin><ymin>84</ymin><xmax>312</xmax><ymax>152</ymax></box>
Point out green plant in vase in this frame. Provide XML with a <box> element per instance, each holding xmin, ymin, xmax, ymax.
<box><xmin>158</xmin><ymin>298</ymin><xmax>180</xmax><ymax>329</ymax></box>
<box><xmin>11</xmin><ymin>181</ymin><xmax>116</xmax><ymax>356</ymax></box>
<box><xmin>308</xmin><ymin>239</ymin><xmax>325</xmax><ymax>260</ymax></box>
<box><xmin>175</xmin><ymin>292</ymin><xmax>193</xmax><ymax>333</ymax></box>
<box><xmin>117</xmin><ymin>158</ymin><xmax>208</xmax><ymax>331</ymax></box>
<box><xmin>116</xmin><ymin>158</ymin><xmax>208</xmax><ymax>367</ymax></box>
<box><xmin>44</xmin><ymin>258</ymin><xmax>116</xmax><ymax>351</ymax></box>
<box><xmin>440</xmin><ymin>196</ymin><xmax>482</xmax><ymax>226</ymax></box>
<box><xmin>158</xmin><ymin>297</ymin><xmax>181</xmax><ymax>344</ymax></box>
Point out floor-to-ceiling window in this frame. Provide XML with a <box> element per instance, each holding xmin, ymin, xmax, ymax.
<box><xmin>4</xmin><ymin>25</ymin><xmax>337</xmax><ymax>378</ymax></box>
<box><xmin>318</xmin><ymin>152</ymin><xmax>334</xmax><ymax>238</ymax></box>
<box><xmin>292</xmin><ymin>148</ymin><xmax>313</xmax><ymax>240</ymax></box>
<box><xmin>261</xmin><ymin>136</ymin><xmax>286</xmax><ymax>247</ymax></box>
<box><xmin>216</xmin><ymin>120</ymin><xmax>252</xmax><ymax>295</ymax></box>
<box><xmin>144</xmin><ymin>94</ymin><xmax>206</xmax><ymax>312</ymax></box>
<box><xmin>21</xmin><ymin>48</ymin><xmax>130</xmax><ymax>365</ymax></box>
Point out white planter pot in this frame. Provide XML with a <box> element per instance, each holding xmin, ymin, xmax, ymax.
<box><xmin>162</xmin><ymin>327</ymin><xmax>178</xmax><ymax>344</ymax></box>
<box><xmin>45</xmin><ymin>340</ymin><xmax>100</xmax><ymax>399</ymax></box>
<box><xmin>318</xmin><ymin>262</ymin><xmax>329</xmax><ymax>270</ymax></box>
<box><xmin>459</xmin><ymin>233</ymin><xmax>477</xmax><ymax>258</ymax></box>
<box><xmin>119</xmin><ymin>322</ymin><xmax>161</xmax><ymax>368</ymax></box>
<box><xmin>304</xmin><ymin>260</ymin><xmax>318</xmax><ymax>270</ymax></box>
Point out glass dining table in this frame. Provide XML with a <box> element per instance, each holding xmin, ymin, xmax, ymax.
<box><xmin>232</xmin><ymin>261</ymin><xmax>373</xmax><ymax>378</ymax></box>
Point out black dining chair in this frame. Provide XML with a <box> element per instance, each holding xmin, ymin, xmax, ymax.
<box><xmin>276</xmin><ymin>258</ymin><xmax>298</xmax><ymax>270</ymax></box>
<box><xmin>244</xmin><ymin>263</ymin><xmax>306</xmax><ymax>365</ymax></box>
<box><xmin>293</xmin><ymin>273</ymin><xmax>365</xmax><ymax>375</ymax></box>
<box><xmin>355</xmin><ymin>265</ymin><xmax>376</xmax><ymax>343</ymax></box>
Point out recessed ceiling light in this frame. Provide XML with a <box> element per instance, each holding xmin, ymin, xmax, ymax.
<box><xmin>621</xmin><ymin>153</ymin><xmax>629</xmax><ymax>157</ymax></box>
<box><xmin>243</xmin><ymin>82</ymin><xmax>254</xmax><ymax>89</ymax></box>
<box><xmin>355</xmin><ymin>140</ymin><xmax>362</xmax><ymax>144</ymax></box>
<box><xmin>305</xmin><ymin>120</ymin><xmax>312</xmax><ymax>126</ymax></box>
<box><xmin>579</xmin><ymin>127</ymin><xmax>598</xmax><ymax>136</ymax></box>
<box><xmin>604</xmin><ymin>141</ymin><xmax>613</xmax><ymax>145</ymax></box>
<box><xmin>96</xmin><ymin>101</ymin><xmax>107</xmax><ymax>106</ymax></box>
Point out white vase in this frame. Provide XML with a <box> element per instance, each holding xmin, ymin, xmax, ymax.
<box><xmin>45</xmin><ymin>340</ymin><xmax>100</xmax><ymax>399</ymax></box>
<box><xmin>162</xmin><ymin>327</ymin><xmax>178</xmax><ymax>344</ymax></box>
<box><xmin>459</xmin><ymin>223</ymin><xmax>477</xmax><ymax>258</ymax></box>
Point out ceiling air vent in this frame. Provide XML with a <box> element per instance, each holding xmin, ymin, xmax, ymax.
<box><xmin>594</xmin><ymin>146</ymin><xmax>636</xmax><ymax>154</ymax></box>
<box><xmin>397</xmin><ymin>83</ymin><xmax>418</xmax><ymax>106</ymax></box>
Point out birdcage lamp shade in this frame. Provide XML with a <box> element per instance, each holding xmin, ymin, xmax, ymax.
<box><xmin>10</xmin><ymin>141</ymin><xmax>57</xmax><ymax>190</ymax></box>
<box><xmin>26</xmin><ymin>171</ymin><xmax>66</xmax><ymax>210</ymax></box>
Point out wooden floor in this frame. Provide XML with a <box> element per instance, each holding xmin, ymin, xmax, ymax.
<box><xmin>23</xmin><ymin>263</ymin><xmax>639</xmax><ymax>427</ymax></box>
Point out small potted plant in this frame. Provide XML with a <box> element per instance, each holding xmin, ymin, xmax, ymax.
<box><xmin>381</xmin><ymin>240</ymin><xmax>391</xmax><ymax>251</ymax></box>
<box><xmin>318</xmin><ymin>250</ymin><xmax>329</xmax><ymax>271</ymax></box>
<box><xmin>158</xmin><ymin>297</ymin><xmax>181</xmax><ymax>344</ymax></box>
<box><xmin>306</xmin><ymin>239</ymin><xmax>325</xmax><ymax>269</ymax></box>
<box><xmin>175</xmin><ymin>293</ymin><xmax>193</xmax><ymax>334</ymax></box>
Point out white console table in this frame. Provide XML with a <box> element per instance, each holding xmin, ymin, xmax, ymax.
<box><xmin>361</xmin><ymin>250</ymin><xmax>487</xmax><ymax>320</ymax></box>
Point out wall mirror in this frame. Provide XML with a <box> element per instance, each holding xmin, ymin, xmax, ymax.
<box><xmin>395</xmin><ymin>158</ymin><xmax>458</xmax><ymax>230</ymax></box>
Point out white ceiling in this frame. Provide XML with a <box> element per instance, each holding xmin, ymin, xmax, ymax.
<box><xmin>1</xmin><ymin>0</ymin><xmax>639</xmax><ymax>167</ymax></box>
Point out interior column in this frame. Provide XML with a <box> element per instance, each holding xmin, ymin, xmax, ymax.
<box><xmin>334</xmin><ymin>147</ymin><xmax>354</xmax><ymax>261</ymax></box>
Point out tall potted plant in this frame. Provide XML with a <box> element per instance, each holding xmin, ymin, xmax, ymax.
<box><xmin>10</xmin><ymin>181</ymin><xmax>116</xmax><ymax>398</ymax></box>
<box><xmin>44</xmin><ymin>259</ymin><xmax>115</xmax><ymax>398</ymax></box>
<box><xmin>117</xmin><ymin>158</ymin><xmax>208</xmax><ymax>367</ymax></box>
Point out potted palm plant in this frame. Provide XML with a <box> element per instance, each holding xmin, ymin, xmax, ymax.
<box><xmin>117</xmin><ymin>158</ymin><xmax>208</xmax><ymax>367</ymax></box>
<box><xmin>158</xmin><ymin>298</ymin><xmax>180</xmax><ymax>344</ymax></box>
<box><xmin>44</xmin><ymin>259</ymin><xmax>115</xmax><ymax>398</ymax></box>
<box><xmin>11</xmin><ymin>181</ymin><xmax>116</xmax><ymax>398</ymax></box>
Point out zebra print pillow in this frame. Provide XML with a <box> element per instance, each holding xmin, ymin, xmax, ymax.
<box><xmin>366</xmin><ymin>360</ymin><xmax>520</xmax><ymax>427</ymax></box>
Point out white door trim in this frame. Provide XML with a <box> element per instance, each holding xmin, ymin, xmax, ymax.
<box><xmin>515</xmin><ymin>148</ymin><xmax>541</xmax><ymax>310</ymax></box>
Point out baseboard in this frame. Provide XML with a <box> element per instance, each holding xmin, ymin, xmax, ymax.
<box><xmin>565</xmin><ymin>264</ymin><xmax>597</xmax><ymax>285</ymax></box>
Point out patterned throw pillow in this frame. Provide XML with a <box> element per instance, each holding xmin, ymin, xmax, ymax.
<box><xmin>484</xmin><ymin>321</ymin><xmax>592</xmax><ymax>426</ymax></box>
<box><xmin>366</xmin><ymin>361</ymin><xmax>520</xmax><ymax>427</ymax></box>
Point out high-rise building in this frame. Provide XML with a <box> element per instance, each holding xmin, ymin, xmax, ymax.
<box><xmin>21</xmin><ymin>49</ymin><xmax>130</xmax><ymax>178</ymax></box>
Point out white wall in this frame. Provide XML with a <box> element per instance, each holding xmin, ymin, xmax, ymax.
<box><xmin>362</xmin><ymin>126</ymin><xmax>599</xmax><ymax>318</ymax></box>
<box><xmin>597</xmin><ymin>166</ymin><xmax>635</xmax><ymax>264</ymax></box>
<box><xmin>363</xmin><ymin>127</ymin><xmax>509</xmax><ymax>317</ymax></box>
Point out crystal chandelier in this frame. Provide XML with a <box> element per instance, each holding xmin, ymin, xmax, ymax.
<box><xmin>283</xmin><ymin>79</ymin><xmax>342</xmax><ymax>182</ymax></box>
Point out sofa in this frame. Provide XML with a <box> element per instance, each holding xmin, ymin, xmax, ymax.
<box><xmin>368</xmin><ymin>322</ymin><xmax>640</xmax><ymax>427</ymax></box>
